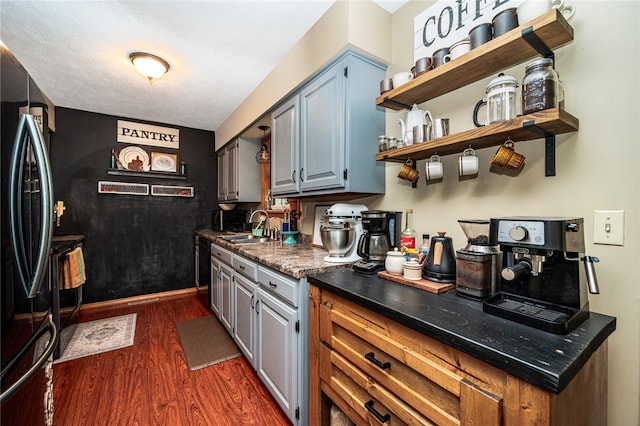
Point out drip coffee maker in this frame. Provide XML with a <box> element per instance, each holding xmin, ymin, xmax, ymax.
<box><xmin>352</xmin><ymin>210</ymin><xmax>402</xmax><ymax>274</ymax></box>
<box><xmin>483</xmin><ymin>217</ymin><xmax>601</xmax><ymax>334</ymax></box>
<box><xmin>455</xmin><ymin>219</ymin><xmax>501</xmax><ymax>299</ymax></box>
<box><xmin>320</xmin><ymin>203</ymin><xmax>367</xmax><ymax>263</ymax></box>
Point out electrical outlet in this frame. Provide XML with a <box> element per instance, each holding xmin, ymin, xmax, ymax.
<box><xmin>593</xmin><ymin>210</ymin><xmax>624</xmax><ymax>246</ymax></box>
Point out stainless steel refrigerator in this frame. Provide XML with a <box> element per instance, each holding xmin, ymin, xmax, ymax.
<box><xmin>1</xmin><ymin>46</ymin><xmax>58</xmax><ymax>425</ymax></box>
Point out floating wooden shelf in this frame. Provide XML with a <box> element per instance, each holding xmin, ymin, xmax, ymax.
<box><xmin>376</xmin><ymin>10</ymin><xmax>573</xmax><ymax>110</ymax></box>
<box><xmin>376</xmin><ymin>108</ymin><xmax>578</xmax><ymax>162</ymax></box>
<box><xmin>107</xmin><ymin>169</ymin><xmax>187</xmax><ymax>180</ymax></box>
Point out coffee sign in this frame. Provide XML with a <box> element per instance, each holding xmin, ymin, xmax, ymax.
<box><xmin>413</xmin><ymin>0</ymin><xmax>524</xmax><ymax>61</ymax></box>
<box><xmin>117</xmin><ymin>120</ymin><xmax>179</xmax><ymax>149</ymax></box>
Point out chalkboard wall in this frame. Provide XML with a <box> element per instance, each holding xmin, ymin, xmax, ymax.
<box><xmin>51</xmin><ymin>108</ymin><xmax>216</xmax><ymax>303</ymax></box>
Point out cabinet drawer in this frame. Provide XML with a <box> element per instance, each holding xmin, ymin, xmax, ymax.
<box><xmin>320</xmin><ymin>292</ymin><xmax>503</xmax><ymax>426</ymax></box>
<box><xmin>320</xmin><ymin>344</ymin><xmax>430</xmax><ymax>426</ymax></box>
<box><xmin>258</xmin><ymin>267</ymin><xmax>297</xmax><ymax>307</ymax></box>
<box><xmin>233</xmin><ymin>254</ymin><xmax>258</xmax><ymax>281</ymax></box>
<box><xmin>211</xmin><ymin>243</ymin><xmax>232</xmax><ymax>266</ymax></box>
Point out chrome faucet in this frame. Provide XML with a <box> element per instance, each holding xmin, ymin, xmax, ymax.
<box><xmin>249</xmin><ymin>209</ymin><xmax>270</xmax><ymax>235</ymax></box>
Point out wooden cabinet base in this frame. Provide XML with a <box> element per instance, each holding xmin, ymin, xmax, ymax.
<box><xmin>309</xmin><ymin>285</ymin><xmax>608</xmax><ymax>426</ymax></box>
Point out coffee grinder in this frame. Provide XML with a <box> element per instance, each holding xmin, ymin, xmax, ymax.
<box><xmin>483</xmin><ymin>217</ymin><xmax>601</xmax><ymax>334</ymax></box>
<box><xmin>352</xmin><ymin>210</ymin><xmax>402</xmax><ymax>274</ymax></box>
<box><xmin>455</xmin><ymin>219</ymin><xmax>501</xmax><ymax>299</ymax></box>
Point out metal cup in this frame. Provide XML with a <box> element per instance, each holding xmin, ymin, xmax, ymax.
<box><xmin>398</xmin><ymin>160</ymin><xmax>420</xmax><ymax>183</ymax></box>
<box><xmin>432</xmin><ymin>118</ymin><xmax>450</xmax><ymax>139</ymax></box>
<box><xmin>413</xmin><ymin>124</ymin><xmax>431</xmax><ymax>143</ymax></box>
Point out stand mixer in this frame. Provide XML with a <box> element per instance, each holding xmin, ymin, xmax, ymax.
<box><xmin>320</xmin><ymin>203</ymin><xmax>367</xmax><ymax>263</ymax></box>
<box><xmin>483</xmin><ymin>217</ymin><xmax>601</xmax><ymax>334</ymax></box>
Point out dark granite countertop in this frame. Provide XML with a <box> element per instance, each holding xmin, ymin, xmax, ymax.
<box><xmin>196</xmin><ymin>229</ymin><xmax>351</xmax><ymax>279</ymax></box>
<box><xmin>307</xmin><ymin>268</ymin><xmax>616</xmax><ymax>394</ymax></box>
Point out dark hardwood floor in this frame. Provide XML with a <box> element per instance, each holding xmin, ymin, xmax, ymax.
<box><xmin>53</xmin><ymin>292</ymin><xmax>290</xmax><ymax>425</ymax></box>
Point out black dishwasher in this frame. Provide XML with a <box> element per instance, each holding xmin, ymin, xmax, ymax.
<box><xmin>196</xmin><ymin>236</ymin><xmax>211</xmax><ymax>310</ymax></box>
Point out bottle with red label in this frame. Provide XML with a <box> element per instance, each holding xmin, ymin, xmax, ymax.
<box><xmin>400</xmin><ymin>209</ymin><xmax>418</xmax><ymax>252</ymax></box>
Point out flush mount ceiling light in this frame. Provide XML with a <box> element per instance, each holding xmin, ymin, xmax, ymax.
<box><xmin>129</xmin><ymin>52</ymin><xmax>170</xmax><ymax>83</ymax></box>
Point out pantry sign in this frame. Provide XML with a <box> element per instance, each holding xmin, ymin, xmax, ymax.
<box><xmin>413</xmin><ymin>0</ymin><xmax>524</xmax><ymax>61</ymax></box>
<box><xmin>117</xmin><ymin>120</ymin><xmax>180</xmax><ymax>149</ymax></box>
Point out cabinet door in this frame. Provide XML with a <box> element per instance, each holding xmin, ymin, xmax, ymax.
<box><xmin>210</xmin><ymin>257</ymin><xmax>221</xmax><ymax>317</ymax></box>
<box><xmin>300</xmin><ymin>60</ymin><xmax>345</xmax><ymax>191</ymax></box>
<box><xmin>256</xmin><ymin>287</ymin><xmax>298</xmax><ymax>423</ymax></box>
<box><xmin>225</xmin><ymin>141</ymin><xmax>239</xmax><ymax>201</ymax></box>
<box><xmin>271</xmin><ymin>95</ymin><xmax>299</xmax><ymax>195</ymax></box>
<box><xmin>219</xmin><ymin>262</ymin><xmax>233</xmax><ymax>333</ymax></box>
<box><xmin>233</xmin><ymin>273</ymin><xmax>256</xmax><ymax>368</ymax></box>
<box><xmin>216</xmin><ymin>150</ymin><xmax>226</xmax><ymax>201</ymax></box>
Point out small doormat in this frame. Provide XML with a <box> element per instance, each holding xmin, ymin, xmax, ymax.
<box><xmin>176</xmin><ymin>315</ymin><xmax>241</xmax><ymax>371</ymax></box>
<box><xmin>41</xmin><ymin>313</ymin><xmax>137</xmax><ymax>364</ymax></box>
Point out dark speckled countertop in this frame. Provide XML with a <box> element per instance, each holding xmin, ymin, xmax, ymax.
<box><xmin>196</xmin><ymin>229</ymin><xmax>352</xmax><ymax>279</ymax></box>
<box><xmin>307</xmin><ymin>269</ymin><xmax>616</xmax><ymax>394</ymax></box>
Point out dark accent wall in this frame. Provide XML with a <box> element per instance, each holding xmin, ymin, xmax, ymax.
<box><xmin>51</xmin><ymin>108</ymin><xmax>216</xmax><ymax>303</ymax></box>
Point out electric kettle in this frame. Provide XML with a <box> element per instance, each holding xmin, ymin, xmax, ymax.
<box><xmin>399</xmin><ymin>104</ymin><xmax>433</xmax><ymax>145</ymax></box>
<box><xmin>422</xmin><ymin>231</ymin><xmax>456</xmax><ymax>283</ymax></box>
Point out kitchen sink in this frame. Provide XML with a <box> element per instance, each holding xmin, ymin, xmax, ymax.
<box><xmin>220</xmin><ymin>233</ymin><xmax>271</xmax><ymax>244</ymax></box>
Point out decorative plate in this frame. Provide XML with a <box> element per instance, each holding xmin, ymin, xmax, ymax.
<box><xmin>119</xmin><ymin>146</ymin><xmax>149</xmax><ymax>171</ymax></box>
<box><xmin>151</xmin><ymin>153</ymin><xmax>177</xmax><ymax>172</ymax></box>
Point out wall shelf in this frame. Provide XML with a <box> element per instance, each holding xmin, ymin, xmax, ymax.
<box><xmin>376</xmin><ymin>10</ymin><xmax>573</xmax><ymax>110</ymax></box>
<box><xmin>107</xmin><ymin>169</ymin><xmax>186</xmax><ymax>180</ymax></box>
<box><xmin>376</xmin><ymin>107</ymin><xmax>578</xmax><ymax>162</ymax></box>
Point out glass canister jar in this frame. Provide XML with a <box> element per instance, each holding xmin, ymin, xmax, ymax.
<box><xmin>522</xmin><ymin>58</ymin><xmax>559</xmax><ymax>114</ymax></box>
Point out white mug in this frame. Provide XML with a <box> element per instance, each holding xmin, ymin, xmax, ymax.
<box><xmin>517</xmin><ymin>0</ymin><xmax>575</xmax><ymax>24</ymax></box>
<box><xmin>425</xmin><ymin>155</ymin><xmax>444</xmax><ymax>181</ymax></box>
<box><xmin>458</xmin><ymin>148</ymin><xmax>479</xmax><ymax>176</ymax></box>
<box><xmin>392</xmin><ymin>72</ymin><xmax>413</xmax><ymax>88</ymax></box>
<box><xmin>444</xmin><ymin>39</ymin><xmax>471</xmax><ymax>62</ymax></box>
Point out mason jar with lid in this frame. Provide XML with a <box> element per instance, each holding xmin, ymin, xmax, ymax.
<box><xmin>378</xmin><ymin>135</ymin><xmax>388</xmax><ymax>152</ymax></box>
<box><xmin>522</xmin><ymin>57</ymin><xmax>559</xmax><ymax>114</ymax></box>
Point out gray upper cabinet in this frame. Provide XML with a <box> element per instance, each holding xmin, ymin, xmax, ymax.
<box><xmin>271</xmin><ymin>95</ymin><xmax>300</xmax><ymax>194</ymax></box>
<box><xmin>270</xmin><ymin>51</ymin><xmax>386</xmax><ymax>197</ymax></box>
<box><xmin>217</xmin><ymin>137</ymin><xmax>261</xmax><ymax>202</ymax></box>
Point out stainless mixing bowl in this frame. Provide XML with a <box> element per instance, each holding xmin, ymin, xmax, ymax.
<box><xmin>320</xmin><ymin>226</ymin><xmax>355</xmax><ymax>257</ymax></box>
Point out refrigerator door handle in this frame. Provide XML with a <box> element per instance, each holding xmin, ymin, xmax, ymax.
<box><xmin>8</xmin><ymin>113</ymin><xmax>54</xmax><ymax>298</ymax></box>
<box><xmin>0</xmin><ymin>314</ymin><xmax>58</xmax><ymax>403</ymax></box>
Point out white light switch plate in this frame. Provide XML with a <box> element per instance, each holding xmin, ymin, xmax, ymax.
<box><xmin>593</xmin><ymin>210</ymin><xmax>624</xmax><ymax>246</ymax></box>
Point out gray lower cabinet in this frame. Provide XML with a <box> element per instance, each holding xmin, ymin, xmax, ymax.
<box><xmin>208</xmin><ymin>245</ymin><xmax>307</xmax><ymax>425</ymax></box>
<box><xmin>232</xmin><ymin>254</ymin><xmax>258</xmax><ymax>368</ymax></box>
<box><xmin>256</xmin><ymin>266</ymin><xmax>308</xmax><ymax>425</ymax></box>
<box><xmin>271</xmin><ymin>50</ymin><xmax>386</xmax><ymax>197</ymax></box>
<box><xmin>211</xmin><ymin>243</ymin><xmax>233</xmax><ymax>331</ymax></box>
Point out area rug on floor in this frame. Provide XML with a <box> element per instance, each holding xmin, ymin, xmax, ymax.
<box><xmin>176</xmin><ymin>315</ymin><xmax>241</xmax><ymax>371</ymax></box>
<box><xmin>49</xmin><ymin>313</ymin><xmax>137</xmax><ymax>364</ymax></box>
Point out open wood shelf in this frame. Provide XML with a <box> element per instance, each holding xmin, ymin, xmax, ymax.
<box><xmin>375</xmin><ymin>108</ymin><xmax>578</xmax><ymax>162</ymax></box>
<box><xmin>376</xmin><ymin>10</ymin><xmax>573</xmax><ymax>110</ymax></box>
<box><xmin>107</xmin><ymin>169</ymin><xmax>187</xmax><ymax>180</ymax></box>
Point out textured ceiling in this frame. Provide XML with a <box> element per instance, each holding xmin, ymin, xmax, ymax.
<box><xmin>1</xmin><ymin>1</ymin><xmax>406</xmax><ymax>134</ymax></box>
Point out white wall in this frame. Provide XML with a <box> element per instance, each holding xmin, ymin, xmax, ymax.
<box><xmin>357</xmin><ymin>1</ymin><xmax>638</xmax><ymax>424</ymax></box>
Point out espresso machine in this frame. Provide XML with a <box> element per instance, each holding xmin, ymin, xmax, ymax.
<box><xmin>455</xmin><ymin>220</ymin><xmax>501</xmax><ymax>299</ymax></box>
<box><xmin>352</xmin><ymin>210</ymin><xmax>402</xmax><ymax>274</ymax></box>
<box><xmin>483</xmin><ymin>217</ymin><xmax>600</xmax><ymax>334</ymax></box>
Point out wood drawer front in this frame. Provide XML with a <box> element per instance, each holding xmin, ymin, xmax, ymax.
<box><xmin>211</xmin><ymin>243</ymin><xmax>233</xmax><ymax>265</ymax></box>
<box><xmin>233</xmin><ymin>254</ymin><xmax>258</xmax><ymax>281</ymax></box>
<box><xmin>258</xmin><ymin>267</ymin><xmax>297</xmax><ymax>307</ymax></box>
<box><xmin>331</xmin><ymin>318</ymin><xmax>461</xmax><ymax>425</ymax></box>
<box><xmin>320</xmin><ymin>344</ymin><xmax>432</xmax><ymax>426</ymax></box>
<box><xmin>319</xmin><ymin>293</ymin><xmax>503</xmax><ymax>426</ymax></box>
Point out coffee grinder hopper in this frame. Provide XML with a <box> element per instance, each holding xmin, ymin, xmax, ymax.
<box><xmin>458</xmin><ymin>219</ymin><xmax>499</xmax><ymax>253</ymax></box>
